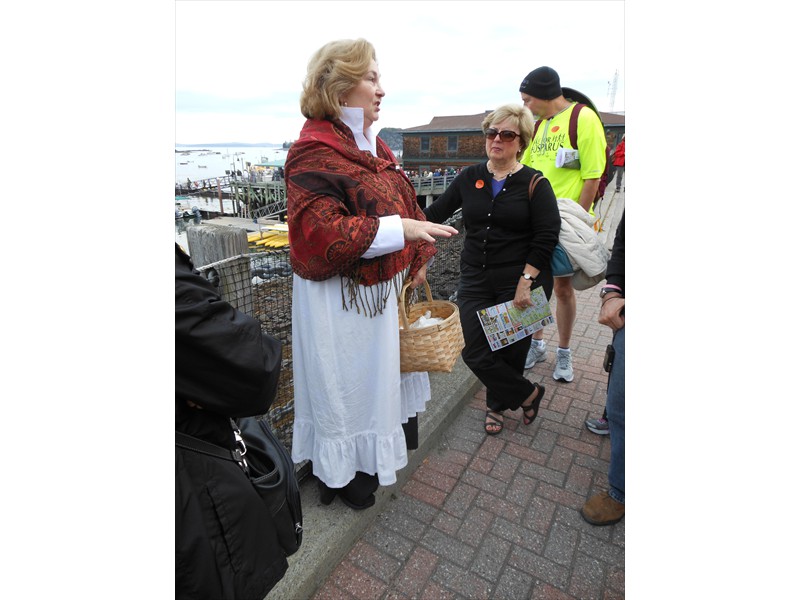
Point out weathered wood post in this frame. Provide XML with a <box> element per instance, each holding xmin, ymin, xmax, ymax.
<box><xmin>186</xmin><ymin>224</ymin><xmax>253</xmax><ymax>315</ymax></box>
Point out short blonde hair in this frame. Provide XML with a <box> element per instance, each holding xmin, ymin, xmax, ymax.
<box><xmin>299</xmin><ymin>38</ymin><xmax>377</xmax><ymax>121</ymax></box>
<box><xmin>481</xmin><ymin>104</ymin><xmax>536</xmax><ymax>157</ymax></box>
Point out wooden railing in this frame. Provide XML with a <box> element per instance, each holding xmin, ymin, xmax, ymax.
<box><xmin>408</xmin><ymin>173</ymin><xmax>457</xmax><ymax>195</ymax></box>
<box><xmin>176</xmin><ymin>173</ymin><xmax>458</xmax><ymax>217</ymax></box>
<box><xmin>175</xmin><ymin>175</ymin><xmax>238</xmax><ymax>196</ymax></box>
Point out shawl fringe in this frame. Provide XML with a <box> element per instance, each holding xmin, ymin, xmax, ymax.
<box><xmin>341</xmin><ymin>269</ymin><xmax>408</xmax><ymax>317</ymax></box>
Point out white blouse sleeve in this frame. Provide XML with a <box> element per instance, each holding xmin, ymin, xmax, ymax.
<box><xmin>362</xmin><ymin>214</ymin><xmax>404</xmax><ymax>259</ymax></box>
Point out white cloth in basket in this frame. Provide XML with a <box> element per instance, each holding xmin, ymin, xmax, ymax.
<box><xmin>406</xmin><ymin>310</ymin><xmax>445</xmax><ymax>330</ymax></box>
<box><xmin>290</xmin><ymin>274</ymin><xmax>430</xmax><ymax>488</ymax></box>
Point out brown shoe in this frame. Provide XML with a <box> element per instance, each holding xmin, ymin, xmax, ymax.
<box><xmin>580</xmin><ymin>491</ymin><xmax>624</xmax><ymax>526</ymax></box>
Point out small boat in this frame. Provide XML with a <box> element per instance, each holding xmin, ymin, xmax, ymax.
<box><xmin>175</xmin><ymin>204</ymin><xmax>201</xmax><ymax>220</ymax></box>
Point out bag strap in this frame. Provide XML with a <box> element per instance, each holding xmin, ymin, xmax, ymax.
<box><xmin>176</xmin><ymin>425</ymin><xmax>249</xmax><ymax>472</ymax></box>
<box><xmin>532</xmin><ymin>119</ymin><xmax>543</xmax><ymax>142</ymax></box>
<box><xmin>528</xmin><ymin>172</ymin><xmax>543</xmax><ymax>200</ymax></box>
<box><xmin>533</xmin><ymin>103</ymin><xmax>583</xmax><ymax>149</ymax></box>
<box><xmin>568</xmin><ymin>103</ymin><xmax>586</xmax><ymax>149</ymax></box>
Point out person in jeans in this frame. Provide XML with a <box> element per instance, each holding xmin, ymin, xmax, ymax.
<box><xmin>585</xmin><ymin>407</ymin><xmax>609</xmax><ymax>435</ymax></box>
<box><xmin>580</xmin><ymin>211</ymin><xmax>625</xmax><ymax>526</ymax></box>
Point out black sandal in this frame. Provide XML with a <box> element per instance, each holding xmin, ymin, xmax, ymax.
<box><xmin>485</xmin><ymin>410</ymin><xmax>504</xmax><ymax>435</ymax></box>
<box><xmin>522</xmin><ymin>383</ymin><xmax>545</xmax><ymax>425</ymax></box>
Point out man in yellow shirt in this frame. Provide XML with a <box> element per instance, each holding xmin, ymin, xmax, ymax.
<box><xmin>519</xmin><ymin>66</ymin><xmax>607</xmax><ymax>383</ymax></box>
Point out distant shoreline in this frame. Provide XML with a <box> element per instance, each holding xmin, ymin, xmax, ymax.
<box><xmin>176</xmin><ymin>142</ymin><xmax>287</xmax><ymax>148</ymax></box>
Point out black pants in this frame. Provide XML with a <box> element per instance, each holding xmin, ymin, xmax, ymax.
<box><xmin>402</xmin><ymin>416</ymin><xmax>419</xmax><ymax>450</ymax></box>
<box><xmin>458</xmin><ymin>263</ymin><xmax>553</xmax><ymax>413</ymax></box>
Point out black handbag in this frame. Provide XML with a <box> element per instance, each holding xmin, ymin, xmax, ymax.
<box><xmin>176</xmin><ymin>417</ymin><xmax>303</xmax><ymax>556</ymax></box>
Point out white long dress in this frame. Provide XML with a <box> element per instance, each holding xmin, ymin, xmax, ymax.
<box><xmin>290</xmin><ymin>274</ymin><xmax>430</xmax><ymax>488</ymax></box>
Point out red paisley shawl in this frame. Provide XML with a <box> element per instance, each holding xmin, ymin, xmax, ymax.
<box><xmin>285</xmin><ymin>118</ymin><xmax>436</xmax><ymax>315</ymax></box>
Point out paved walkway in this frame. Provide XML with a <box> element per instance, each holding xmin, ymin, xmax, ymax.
<box><xmin>309</xmin><ymin>193</ymin><xmax>625</xmax><ymax>600</ymax></box>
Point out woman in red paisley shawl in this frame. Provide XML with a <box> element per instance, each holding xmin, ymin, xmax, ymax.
<box><xmin>285</xmin><ymin>38</ymin><xmax>458</xmax><ymax>510</ymax></box>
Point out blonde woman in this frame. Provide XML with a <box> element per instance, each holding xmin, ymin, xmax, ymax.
<box><xmin>424</xmin><ymin>104</ymin><xmax>560</xmax><ymax>436</ymax></box>
<box><xmin>285</xmin><ymin>39</ymin><xmax>457</xmax><ymax>509</ymax></box>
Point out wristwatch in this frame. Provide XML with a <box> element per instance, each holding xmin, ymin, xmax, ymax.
<box><xmin>522</xmin><ymin>273</ymin><xmax>536</xmax><ymax>282</ymax></box>
<box><xmin>599</xmin><ymin>286</ymin><xmax>623</xmax><ymax>299</ymax></box>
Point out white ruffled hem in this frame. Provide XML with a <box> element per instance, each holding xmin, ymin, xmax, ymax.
<box><xmin>292</xmin><ymin>420</ymin><xmax>409</xmax><ymax>488</ymax></box>
<box><xmin>400</xmin><ymin>372</ymin><xmax>431</xmax><ymax>422</ymax></box>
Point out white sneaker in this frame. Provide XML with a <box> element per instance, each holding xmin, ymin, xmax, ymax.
<box><xmin>525</xmin><ymin>340</ymin><xmax>547</xmax><ymax>369</ymax></box>
<box><xmin>553</xmin><ymin>348</ymin><xmax>574</xmax><ymax>382</ymax></box>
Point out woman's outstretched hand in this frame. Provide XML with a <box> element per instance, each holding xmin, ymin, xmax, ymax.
<box><xmin>401</xmin><ymin>219</ymin><xmax>458</xmax><ymax>243</ymax></box>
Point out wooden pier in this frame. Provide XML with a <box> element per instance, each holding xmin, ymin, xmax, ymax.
<box><xmin>175</xmin><ymin>173</ymin><xmax>457</xmax><ymax>218</ymax></box>
<box><xmin>175</xmin><ymin>174</ymin><xmax>238</xmax><ymax>196</ymax></box>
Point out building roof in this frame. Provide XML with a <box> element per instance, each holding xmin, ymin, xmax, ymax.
<box><xmin>600</xmin><ymin>112</ymin><xmax>625</xmax><ymax>125</ymax></box>
<box><xmin>402</xmin><ymin>112</ymin><xmax>492</xmax><ymax>133</ymax></box>
<box><xmin>403</xmin><ymin>109</ymin><xmax>625</xmax><ymax>133</ymax></box>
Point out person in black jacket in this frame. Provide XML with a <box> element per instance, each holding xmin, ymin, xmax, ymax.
<box><xmin>424</xmin><ymin>104</ymin><xmax>561</xmax><ymax>436</ymax></box>
<box><xmin>175</xmin><ymin>244</ymin><xmax>287</xmax><ymax>599</ymax></box>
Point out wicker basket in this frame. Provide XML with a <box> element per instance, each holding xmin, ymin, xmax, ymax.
<box><xmin>398</xmin><ymin>279</ymin><xmax>465</xmax><ymax>373</ymax></box>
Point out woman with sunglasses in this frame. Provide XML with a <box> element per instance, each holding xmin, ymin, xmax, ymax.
<box><xmin>424</xmin><ymin>104</ymin><xmax>561</xmax><ymax>436</ymax></box>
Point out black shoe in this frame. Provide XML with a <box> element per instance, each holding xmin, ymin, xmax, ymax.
<box><xmin>340</xmin><ymin>472</ymin><xmax>379</xmax><ymax>509</ymax></box>
<box><xmin>318</xmin><ymin>474</ymin><xmax>377</xmax><ymax>510</ymax></box>
<box><xmin>338</xmin><ymin>492</ymin><xmax>376</xmax><ymax>510</ymax></box>
<box><xmin>317</xmin><ymin>479</ymin><xmax>337</xmax><ymax>505</ymax></box>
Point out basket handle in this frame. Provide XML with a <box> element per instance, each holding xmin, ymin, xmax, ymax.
<box><xmin>399</xmin><ymin>278</ymin><xmax>433</xmax><ymax>329</ymax></box>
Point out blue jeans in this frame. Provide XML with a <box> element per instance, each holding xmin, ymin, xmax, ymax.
<box><xmin>607</xmin><ymin>326</ymin><xmax>625</xmax><ymax>503</ymax></box>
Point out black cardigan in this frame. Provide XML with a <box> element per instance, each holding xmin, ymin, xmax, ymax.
<box><xmin>424</xmin><ymin>163</ymin><xmax>561</xmax><ymax>274</ymax></box>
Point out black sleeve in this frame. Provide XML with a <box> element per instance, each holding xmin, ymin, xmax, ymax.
<box><xmin>175</xmin><ymin>245</ymin><xmax>282</xmax><ymax>417</ymax></box>
<box><xmin>423</xmin><ymin>173</ymin><xmax>464</xmax><ymax>223</ymax></box>
<box><xmin>605</xmin><ymin>211</ymin><xmax>625</xmax><ymax>293</ymax></box>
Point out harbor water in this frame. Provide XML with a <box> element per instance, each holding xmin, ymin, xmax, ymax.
<box><xmin>175</xmin><ymin>145</ymin><xmax>289</xmax><ymax>253</ymax></box>
<box><xmin>175</xmin><ymin>145</ymin><xmax>288</xmax><ymax>184</ymax></box>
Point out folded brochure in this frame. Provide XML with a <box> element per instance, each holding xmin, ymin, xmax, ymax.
<box><xmin>477</xmin><ymin>286</ymin><xmax>554</xmax><ymax>351</ymax></box>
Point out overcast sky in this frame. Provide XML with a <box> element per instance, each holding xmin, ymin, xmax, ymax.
<box><xmin>176</xmin><ymin>0</ymin><xmax>625</xmax><ymax>145</ymax></box>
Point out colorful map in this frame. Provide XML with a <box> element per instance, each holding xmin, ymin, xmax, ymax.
<box><xmin>477</xmin><ymin>287</ymin><xmax>554</xmax><ymax>351</ymax></box>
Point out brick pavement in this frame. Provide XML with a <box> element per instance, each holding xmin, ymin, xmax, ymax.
<box><xmin>311</xmin><ymin>283</ymin><xmax>624</xmax><ymax>600</ymax></box>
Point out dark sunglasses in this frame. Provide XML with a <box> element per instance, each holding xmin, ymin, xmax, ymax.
<box><xmin>484</xmin><ymin>128</ymin><xmax>521</xmax><ymax>142</ymax></box>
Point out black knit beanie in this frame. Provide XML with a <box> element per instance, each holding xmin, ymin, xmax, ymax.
<box><xmin>519</xmin><ymin>66</ymin><xmax>562</xmax><ymax>100</ymax></box>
